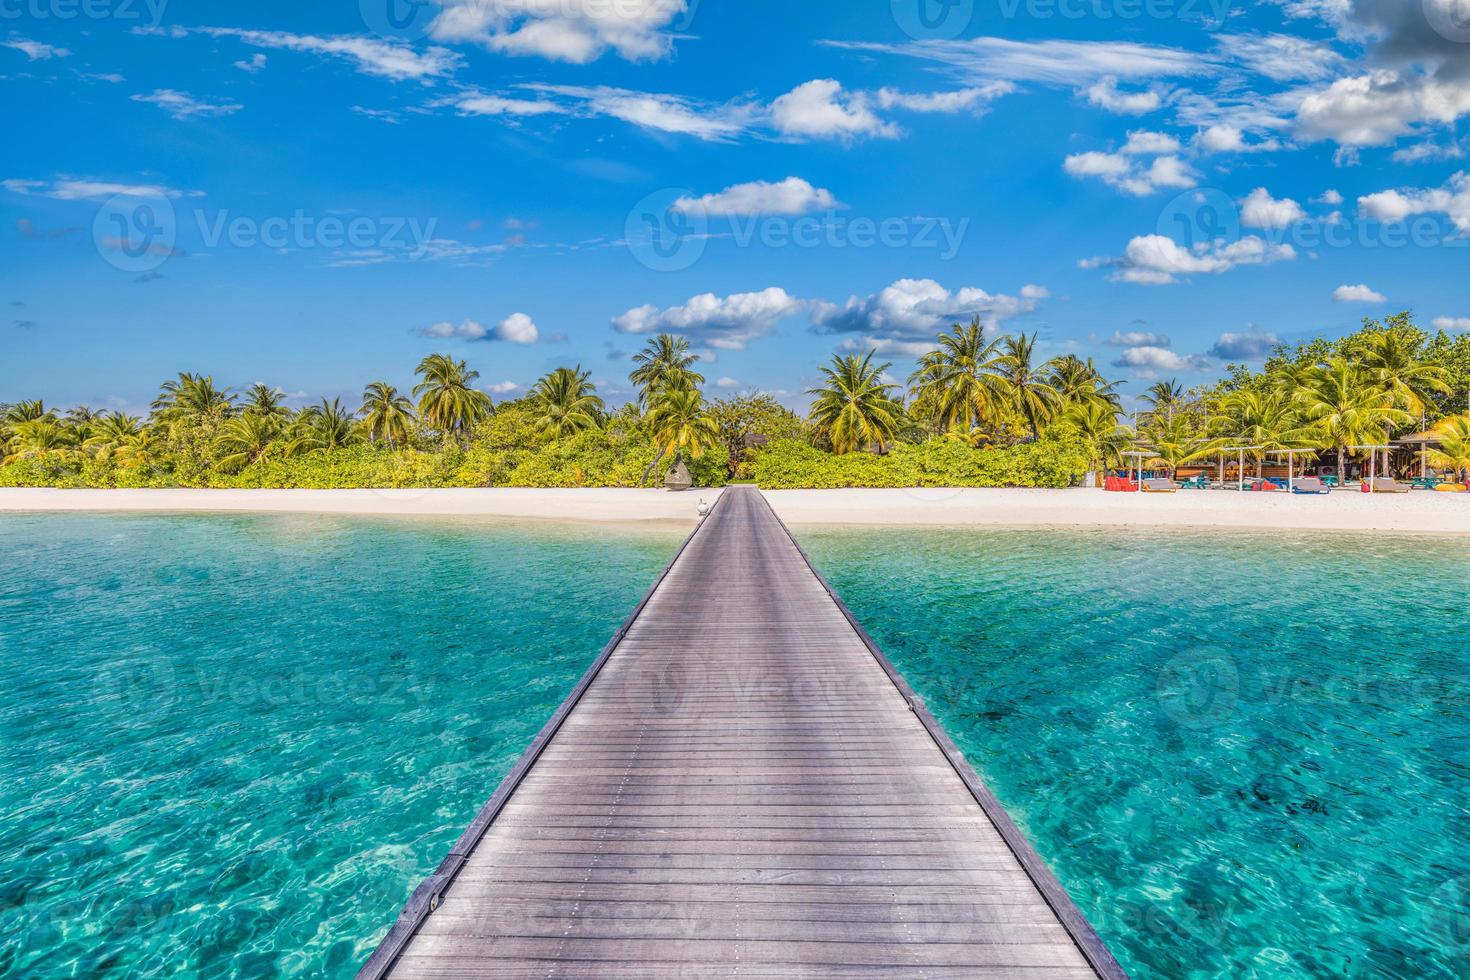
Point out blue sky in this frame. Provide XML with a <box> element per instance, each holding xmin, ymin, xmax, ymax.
<box><xmin>4</xmin><ymin>0</ymin><xmax>1470</xmax><ymax>413</ymax></box>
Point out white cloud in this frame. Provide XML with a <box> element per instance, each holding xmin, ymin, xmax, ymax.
<box><xmin>1064</xmin><ymin>136</ymin><xmax>1196</xmax><ymax>197</ymax></box>
<box><xmin>1357</xmin><ymin>172</ymin><xmax>1470</xmax><ymax>235</ymax></box>
<box><xmin>809</xmin><ymin>278</ymin><xmax>1044</xmax><ymax>353</ymax></box>
<box><xmin>1391</xmin><ymin>140</ymin><xmax>1466</xmax><ymax>163</ymax></box>
<box><xmin>612</xmin><ymin>287</ymin><xmax>799</xmax><ymax>350</ymax></box>
<box><xmin>446</xmin><ymin>92</ymin><xmax>565</xmax><ymax>117</ymax></box>
<box><xmin>673</xmin><ymin>177</ymin><xmax>839</xmax><ymax>216</ymax></box>
<box><xmin>419</xmin><ymin>312</ymin><xmax>540</xmax><ymax>342</ymax></box>
<box><xmin>1209</xmin><ymin>326</ymin><xmax>1279</xmax><ymax>359</ymax></box>
<box><xmin>1106</xmin><ymin>330</ymin><xmax>1170</xmax><ymax>346</ymax></box>
<box><xmin>715</xmin><ymin>376</ymin><xmax>741</xmax><ymax>388</ymax></box>
<box><xmin>1111</xmin><ymin>346</ymin><xmax>1209</xmax><ymax>372</ymax></box>
<box><xmin>131</xmin><ymin>89</ymin><xmax>243</xmax><ymax>120</ymax></box>
<box><xmin>1432</xmin><ymin>316</ymin><xmax>1470</xmax><ymax>332</ymax></box>
<box><xmin>194</xmin><ymin>27</ymin><xmax>461</xmax><ymax>83</ymax></box>
<box><xmin>1215</xmin><ymin>33</ymin><xmax>1343</xmax><ymax>82</ymax></box>
<box><xmin>1240</xmin><ymin>187</ymin><xmax>1307</xmax><ymax>229</ymax></box>
<box><xmin>828</xmin><ymin>36</ymin><xmax>1209</xmax><ymax>85</ymax></box>
<box><xmin>2</xmin><ymin>38</ymin><xmax>70</xmax><ymax>60</ymax></box>
<box><xmin>486</xmin><ymin>380</ymin><xmax>520</xmax><ymax>393</ymax></box>
<box><xmin>1084</xmin><ymin>233</ymin><xmax>1296</xmax><ymax>284</ymax></box>
<box><xmin>770</xmin><ymin>79</ymin><xmax>898</xmax><ymax>141</ymax></box>
<box><xmin>523</xmin><ymin>83</ymin><xmax>757</xmax><ymax>140</ymax></box>
<box><xmin>1295</xmin><ymin>71</ymin><xmax>1470</xmax><ymax>150</ymax></box>
<box><xmin>1316</xmin><ymin>189</ymin><xmax>1344</xmax><ymax>205</ymax></box>
<box><xmin>429</xmin><ymin>0</ymin><xmax>686</xmax><ymax>64</ymax></box>
<box><xmin>1198</xmin><ymin>124</ymin><xmax>1283</xmax><ymax>153</ymax></box>
<box><xmin>1332</xmin><ymin>283</ymin><xmax>1387</xmax><ymax>303</ymax></box>
<box><xmin>234</xmin><ymin>53</ymin><xmax>267</xmax><ymax>73</ymax></box>
<box><xmin>1084</xmin><ymin>76</ymin><xmax>1162</xmax><ymax>115</ymax></box>
<box><xmin>3</xmin><ymin>177</ymin><xmax>197</xmax><ymax>200</ymax></box>
<box><xmin>874</xmin><ymin>82</ymin><xmax>1013</xmax><ymax>113</ymax></box>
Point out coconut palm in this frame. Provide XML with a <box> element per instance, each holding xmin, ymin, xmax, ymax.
<box><xmin>215</xmin><ymin>413</ymin><xmax>281</xmax><ymax>471</ymax></box>
<box><xmin>285</xmin><ymin>398</ymin><xmax>361</xmax><ymax>455</ymax></box>
<box><xmin>1295</xmin><ymin>357</ymin><xmax>1413</xmax><ymax>483</ymax></box>
<box><xmin>629</xmin><ymin>334</ymin><xmax>704</xmax><ymax>406</ymax></box>
<box><xmin>243</xmin><ymin>383</ymin><xmax>292</xmax><ymax>422</ymax></box>
<box><xmin>530</xmin><ymin>366</ymin><xmax>604</xmax><ymax>438</ymax></box>
<box><xmin>1065</xmin><ymin>400</ymin><xmax>1132</xmax><ymax>478</ymax></box>
<box><xmin>3</xmin><ymin>400</ymin><xmax>50</xmax><ymax>425</ymax></box>
<box><xmin>84</xmin><ymin>413</ymin><xmax>143</xmax><ymax>462</ymax></box>
<box><xmin>3</xmin><ymin>417</ymin><xmax>75</xmax><ymax>463</ymax></box>
<box><xmin>808</xmin><ymin>352</ymin><xmax>903</xmax><ymax>455</ymax></box>
<box><xmin>360</xmin><ymin>381</ymin><xmax>415</xmax><ymax>446</ymax></box>
<box><xmin>152</xmin><ymin>373</ymin><xmax>235</xmax><ymax>435</ymax></box>
<box><xmin>1427</xmin><ymin>414</ymin><xmax>1470</xmax><ymax>482</ymax></box>
<box><xmin>995</xmin><ymin>333</ymin><xmax>1060</xmax><ymax>439</ymax></box>
<box><xmin>645</xmin><ymin>388</ymin><xmax>720</xmax><ymax>469</ymax></box>
<box><xmin>1047</xmin><ymin>355</ymin><xmax>1122</xmax><ymax>411</ymax></box>
<box><xmin>113</xmin><ymin>429</ymin><xmax>156</xmax><ymax>469</ymax></box>
<box><xmin>1143</xmin><ymin>379</ymin><xmax>1185</xmax><ymax>421</ymax></box>
<box><xmin>64</xmin><ymin>405</ymin><xmax>99</xmax><ymax>441</ymax></box>
<box><xmin>1356</xmin><ymin>328</ymin><xmax>1450</xmax><ymax>415</ymax></box>
<box><xmin>1210</xmin><ymin>388</ymin><xmax>1309</xmax><ymax>477</ymax></box>
<box><xmin>1141</xmin><ymin>410</ymin><xmax>1211</xmax><ymax>479</ymax></box>
<box><xmin>907</xmin><ymin>318</ymin><xmax>1006</xmax><ymax>434</ymax></box>
<box><xmin>413</xmin><ymin>354</ymin><xmax>492</xmax><ymax>440</ymax></box>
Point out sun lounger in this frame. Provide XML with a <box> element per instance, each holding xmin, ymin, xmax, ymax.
<box><xmin>1142</xmin><ymin>478</ymin><xmax>1178</xmax><ymax>492</ymax></box>
<box><xmin>1369</xmin><ymin>476</ymin><xmax>1411</xmax><ymax>493</ymax></box>
<box><xmin>1434</xmin><ymin>482</ymin><xmax>1468</xmax><ymax>493</ymax></box>
<box><xmin>1292</xmin><ymin>477</ymin><xmax>1330</xmax><ymax>494</ymax></box>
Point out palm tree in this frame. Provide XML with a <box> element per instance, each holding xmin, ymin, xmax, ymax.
<box><xmin>84</xmin><ymin>412</ymin><xmax>143</xmax><ymax>462</ymax></box>
<box><xmin>1427</xmin><ymin>414</ymin><xmax>1470</xmax><ymax>483</ymax></box>
<box><xmin>243</xmin><ymin>383</ymin><xmax>292</xmax><ymax>422</ymax></box>
<box><xmin>1047</xmin><ymin>354</ymin><xmax>1122</xmax><ymax>411</ymax></box>
<box><xmin>1142</xmin><ymin>410</ymin><xmax>1211</xmax><ymax>479</ymax></box>
<box><xmin>215</xmin><ymin>413</ymin><xmax>281</xmax><ymax>471</ymax></box>
<box><xmin>3</xmin><ymin>400</ymin><xmax>50</xmax><ymax>425</ymax></box>
<box><xmin>1210</xmin><ymin>389</ymin><xmax>1308</xmax><ymax>478</ymax></box>
<box><xmin>3</xmin><ymin>417</ymin><xmax>75</xmax><ymax>463</ymax></box>
<box><xmin>113</xmin><ymin>429</ymin><xmax>156</xmax><ymax>469</ymax></box>
<box><xmin>152</xmin><ymin>373</ymin><xmax>234</xmax><ymax>434</ymax></box>
<box><xmin>64</xmin><ymin>405</ymin><xmax>98</xmax><ymax>441</ymax></box>
<box><xmin>808</xmin><ymin>352</ymin><xmax>903</xmax><ymax>455</ymax></box>
<box><xmin>995</xmin><ymin>333</ymin><xmax>1060</xmax><ymax>439</ymax></box>
<box><xmin>645</xmin><ymin>388</ymin><xmax>720</xmax><ymax>471</ymax></box>
<box><xmin>907</xmin><ymin>318</ymin><xmax>1005</xmax><ymax>435</ymax></box>
<box><xmin>285</xmin><ymin>398</ymin><xmax>362</xmax><ymax>455</ymax></box>
<box><xmin>1356</xmin><ymin>327</ymin><xmax>1450</xmax><ymax>416</ymax></box>
<box><xmin>530</xmin><ymin>366</ymin><xmax>604</xmax><ymax>438</ymax></box>
<box><xmin>1144</xmin><ymin>379</ymin><xmax>1185</xmax><ymax>421</ymax></box>
<box><xmin>413</xmin><ymin>354</ymin><xmax>492</xmax><ymax>441</ymax></box>
<box><xmin>1295</xmin><ymin>357</ymin><xmax>1413</xmax><ymax>483</ymax></box>
<box><xmin>1065</xmin><ymin>400</ymin><xmax>1131</xmax><ymax>480</ymax></box>
<box><xmin>629</xmin><ymin>334</ymin><xmax>704</xmax><ymax>406</ymax></box>
<box><xmin>360</xmin><ymin>381</ymin><xmax>415</xmax><ymax>446</ymax></box>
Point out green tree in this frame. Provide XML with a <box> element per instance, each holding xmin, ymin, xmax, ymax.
<box><xmin>215</xmin><ymin>413</ymin><xmax>281</xmax><ymax>471</ymax></box>
<box><xmin>1046</xmin><ymin>355</ymin><xmax>1122</xmax><ymax>411</ymax></box>
<box><xmin>1295</xmin><ymin>357</ymin><xmax>1413</xmax><ymax>483</ymax></box>
<box><xmin>908</xmin><ymin>318</ymin><xmax>1006</xmax><ymax>435</ymax></box>
<box><xmin>243</xmin><ymin>383</ymin><xmax>292</xmax><ymax>422</ymax></box>
<box><xmin>1428</xmin><ymin>414</ymin><xmax>1470</xmax><ymax>482</ymax></box>
<box><xmin>285</xmin><ymin>398</ymin><xmax>362</xmax><ymax>455</ymax></box>
<box><xmin>3</xmin><ymin>417</ymin><xmax>75</xmax><ymax>463</ymax></box>
<box><xmin>1209</xmin><ymin>388</ymin><xmax>1309</xmax><ymax>477</ymax></box>
<box><xmin>645</xmin><ymin>388</ymin><xmax>721</xmax><ymax>472</ymax></box>
<box><xmin>530</xmin><ymin>366</ymin><xmax>605</xmax><ymax>438</ymax></box>
<box><xmin>413</xmin><ymin>354</ymin><xmax>492</xmax><ymax>441</ymax></box>
<box><xmin>807</xmin><ymin>351</ymin><xmax>903</xmax><ymax>455</ymax></box>
<box><xmin>360</xmin><ymin>381</ymin><xmax>416</xmax><ymax>447</ymax></box>
<box><xmin>995</xmin><ymin>333</ymin><xmax>1060</xmax><ymax>439</ymax></box>
<box><xmin>629</xmin><ymin>334</ymin><xmax>704</xmax><ymax>406</ymax></box>
<box><xmin>83</xmin><ymin>412</ymin><xmax>143</xmax><ymax>463</ymax></box>
<box><xmin>1065</xmin><ymin>400</ymin><xmax>1131</xmax><ymax>478</ymax></box>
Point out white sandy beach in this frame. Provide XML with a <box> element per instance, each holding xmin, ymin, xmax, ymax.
<box><xmin>2</xmin><ymin>485</ymin><xmax>1469</xmax><ymax>533</ymax></box>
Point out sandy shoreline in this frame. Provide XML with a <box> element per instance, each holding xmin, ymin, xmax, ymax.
<box><xmin>1</xmin><ymin>486</ymin><xmax>1468</xmax><ymax>533</ymax></box>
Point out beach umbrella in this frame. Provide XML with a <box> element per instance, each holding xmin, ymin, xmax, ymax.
<box><xmin>1120</xmin><ymin>450</ymin><xmax>1151</xmax><ymax>492</ymax></box>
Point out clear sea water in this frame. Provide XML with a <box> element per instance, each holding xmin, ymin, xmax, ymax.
<box><xmin>0</xmin><ymin>512</ymin><xmax>685</xmax><ymax>978</ymax></box>
<box><xmin>3</xmin><ymin>514</ymin><xmax>1468</xmax><ymax>978</ymax></box>
<box><xmin>798</xmin><ymin>524</ymin><xmax>1470</xmax><ymax>979</ymax></box>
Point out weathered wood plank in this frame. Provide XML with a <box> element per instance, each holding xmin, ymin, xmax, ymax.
<box><xmin>360</xmin><ymin>487</ymin><xmax>1124</xmax><ymax>979</ymax></box>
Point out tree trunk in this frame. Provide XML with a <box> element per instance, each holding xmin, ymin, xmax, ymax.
<box><xmin>1337</xmin><ymin>447</ymin><xmax>1346</xmax><ymax>484</ymax></box>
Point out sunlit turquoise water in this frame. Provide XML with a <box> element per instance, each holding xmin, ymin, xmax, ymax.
<box><xmin>0</xmin><ymin>512</ymin><xmax>684</xmax><ymax>978</ymax></box>
<box><xmin>799</xmin><ymin>525</ymin><xmax>1470</xmax><ymax>978</ymax></box>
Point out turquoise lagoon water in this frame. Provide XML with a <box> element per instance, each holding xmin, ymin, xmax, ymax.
<box><xmin>799</xmin><ymin>525</ymin><xmax>1470</xmax><ymax>978</ymax></box>
<box><xmin>0</xmin><ymin>512</ymin><xmax>684</xmax><ymax>978</ymax></box>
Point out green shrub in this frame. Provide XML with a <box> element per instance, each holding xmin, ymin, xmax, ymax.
<box><xmin>751</xmin><ymin>432</ymin><xmax>1090</xmax><ymax>489</ymax></box>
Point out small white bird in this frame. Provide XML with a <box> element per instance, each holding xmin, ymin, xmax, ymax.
<box><xmin>696</xmin><ymin>498</ymin><xmax>711</xmax><ymax>517</ymax></box>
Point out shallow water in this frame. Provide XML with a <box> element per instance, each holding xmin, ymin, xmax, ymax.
<box><xmin>0</xmin><ymin>512</ymin><xmax>683</xmax><ymax>978</ymax></box>
<box><xmin>798</xmin><ymin>524</ymin><xmax>1470</xmax><ymax>979</ymax></box>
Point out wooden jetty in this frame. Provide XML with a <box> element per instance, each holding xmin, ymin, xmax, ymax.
<box><xmin>360</xmin><ymin>486</ymin><xmax>1124</xmax><ymax>979</ymax></box>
